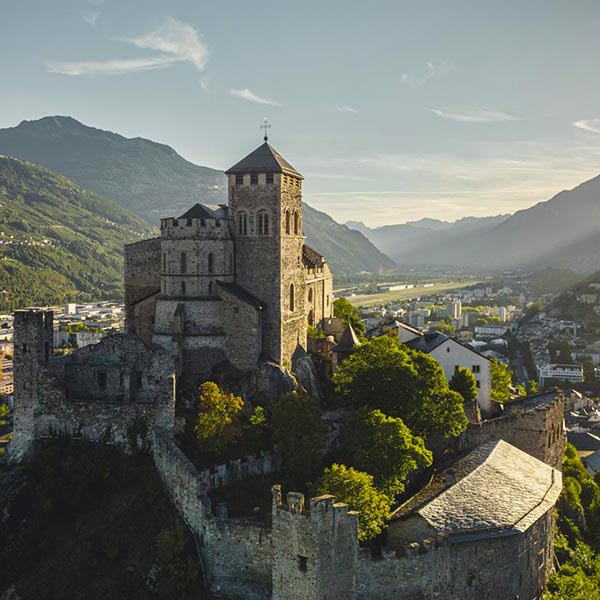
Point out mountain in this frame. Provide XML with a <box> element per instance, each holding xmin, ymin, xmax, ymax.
<box><xmin>0</xmin><ymin>155</ymin><xmax>155</xmax><ymax>310</ymax></box>
<box><xmin>0</xmin><ymin>116</ymin><xmax>395</xmax><ymax>276</ymax></box>
<box><xmin>348</xmin><ymin>215</ymin><xmax>509</xmax><ymax>265</ymax></box>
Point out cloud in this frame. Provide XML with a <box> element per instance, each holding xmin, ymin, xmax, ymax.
<box><xmin>45</xmin><ymin>18</ymin><xmax>207</xmax><ymax>77</ymax></box>
<box><xmin>431</xmin><ymin>105</ymin><xmax>522</xmax><ymax>123</ymax></box>
<box><xmin>227</xmin><ymin>88</ymin><xmax>282</xmax><ymax>106</ymax></box>
<box><xmin>334</xmin><ymin>105</ymin><xmax>358</xmax><ymax>113</ymax></box>
<box><xmin>82</xmin><ymin>10</ymin><xmax>100</xmax><ymax>27</ymax></box>
<box><xmin>45</xmin><ymin>56</ymin><xmax>175</xmax><ymax>76</ymax></box>
<box><xmin>124</xmin><ymin>17</ymin><xmax>207</xmax><ymax>71</ymax></box>
<box><xmin>400</xmin><ymin>59</ymin><xmax>449</xmax><ymax>89</ymax></box>
<box><xmin>574</xmin><ymin>118</ymin><xmax>600</xmax><ymax>134</ymax></box>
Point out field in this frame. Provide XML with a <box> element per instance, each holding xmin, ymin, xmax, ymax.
<box><xmin>346</xmin><ymin>280</ymin><xmax>485</xmax><ymax>308</ymax></box>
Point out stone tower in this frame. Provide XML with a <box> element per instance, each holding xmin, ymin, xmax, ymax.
<box><xmin>9</xmin><ymin>310</ymin><xmax>53</xmax><ymax>461</ymax></box>
<box><xmin>226</xmin><ymin>141</ymin><xmax>307</xmax><ymax>366</ymax></box>
<box><xmin>271</xmin><ymin>486</ymin><xmax>359</xmax><ymax>600</ymax></box>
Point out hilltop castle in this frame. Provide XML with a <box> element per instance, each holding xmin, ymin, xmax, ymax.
<box><xmin>125</xmin><ymin>140</ymin><xmax>333</xmax><ymax>380</ymax></box>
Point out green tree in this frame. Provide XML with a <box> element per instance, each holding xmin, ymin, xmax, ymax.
<box><xmin>333</xmin><ymin>336</ymin><xmax>467</xmax><ymax>440</ymax></box>
<box><xmin>527</xmin><ymin>380</ymin><xmax>539</xmax><ymax>394</ymax></box>
<box><xmin>315</xmin><ymin>464</ymin><xmax>392</xmax><ymax>541</ymax></box>
<box><xmin>153</xmin><ymin>526</ymin><xmax>199</xmax><ymax>598</ymax></box>
<box><xmin>449</xmin><ymin>367</ymin><xmax>478</xmax><ymax>403</ymax></box>
<box><xmin>490</xmin><ymin>359</ymin><xmax>512</xmax><ymax>404</ymax></box>
<box><xmin>341</xmin><ymin>408</ymin><xmax>432</xmax><ymax>498</ymax></box>
<box><xmin>272</xmin><ymin>392</ymin><xmax>326</xmax><ymax>481</ymax></box>
<box><xmin>434</xmin><ymin>322</ymin><xmax>455</xmax><ymax>336</ymax></box>
<box><xmin>333</xmin><ymin>297</ymin><xmax>366</xmax><ymax>339</ymax></box>
<box><xmin>194</xmin><ymin>382</ymin><xmax>244</xmax><ymax>454</ymax></box>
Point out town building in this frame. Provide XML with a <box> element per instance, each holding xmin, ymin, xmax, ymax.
<box><xmin>539</xmin><ymin>363</ymin><xmax>584</xmax><ymax>387</ymax></box>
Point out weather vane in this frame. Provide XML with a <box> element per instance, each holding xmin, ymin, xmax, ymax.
<box><xmin>261</xmin><ymin>117</ymin><xmax>271</xmax><ymax>142</ymax></box>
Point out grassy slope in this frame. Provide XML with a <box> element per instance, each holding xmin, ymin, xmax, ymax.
<box><xmin>0</xmin><ymin>155</ymin><xmax>156</xmax><ymax>309</ymax></box>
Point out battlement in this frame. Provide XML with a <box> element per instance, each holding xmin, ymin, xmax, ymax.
<box><xmin>14</xmin><ymin>309</ymin><xmax>53</xmax><ymax>330</ymax></box>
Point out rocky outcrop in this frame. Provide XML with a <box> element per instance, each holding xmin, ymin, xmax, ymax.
<box><xmin>292</xmin><ymin>349</ymin><xmax>321</xmax><ymax>400</ymax></box>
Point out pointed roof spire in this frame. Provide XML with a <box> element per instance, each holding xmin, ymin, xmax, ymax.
<box><xmin>333</xmin><ymin>323</ymin><xmax>361</xmax><ymax>353</ymax></box>
<box><xmin>225</xmin><ymin>142</ymin><xmax>303</xmax><ymax>178</ymax></box>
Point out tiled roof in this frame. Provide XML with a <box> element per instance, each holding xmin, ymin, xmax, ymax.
<box><xmin>394</xmin><ymin>440</ymin><xmax>562</xmax><ymax>538</ymax></box>
<box><xmin>225</xmin><ymin>142</ymin><xmax>302</xmax><ymax>178</ymax></box>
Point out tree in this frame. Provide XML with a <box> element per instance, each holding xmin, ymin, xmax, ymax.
<box><xmin>490</xmin><ymin>359</ymin><xmax>512</xmax><ymax>404</ymax></box>
<box><xmin>341</xmin><ymin>408</ymin><xmax>432</xmax><ymax>498</ymax></box>
<box><xmin>449</xmin><ymin>367</ymin><xmax>478</xmax><ymax>403</ymax></box>
<box><xmin>194</xmin><ymin>382</ymin><xmax>244</xmax><ymax>454</ymax></box>
<box><xmin>434</xmin><ymin>322</ymin><xmax>455</xmax><ymax>336</ymax></box>
<box><xmin>527</xmin><ymin>380</ymin><xmax>539</xmax><ymax>394</ymax></box>
<box><xmin>272</xmin><ymin>392</ymin><xmax>326</xmax><ymax>481</ymax></box>
<box><xmin>333</xmin><ymin>336</ymin><xmax>467</xmax><ymax>440</ymax></box>
<box><xmin>315</xmin><ymin>464</ymin><xmax>392</xmax><ymax>542</ymax></box>
<box><xmin>333</xmin><ymin>297</ymin><xmax>366</xmax><ymax>339</ymax></box>
<box><xmin>153</xmin><ymin>526</ymin><xmax>199</xmax><ymax>598</ymax></box>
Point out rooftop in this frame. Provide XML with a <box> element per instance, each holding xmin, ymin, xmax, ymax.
<box><xmin>393</xmin><ymin>440</ymin><xmax>561</xmax><ymax>540</ymax></box>
<box><xmin>333</xmin><ymin>323</ymin><xmax>361</xmax><ymax>353</ymax></box>
<box><xmin>178</xmin><ymin>203</ymin><xmax>227</xmax><ymax>220</ymax></box>
<box><xmin>225</xmin><ymin>142</ymin><xmax>302</xmax><ymax>178</ymax></box>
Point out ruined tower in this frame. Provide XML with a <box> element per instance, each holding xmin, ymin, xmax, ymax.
<box><xmin>226</xmin><ymin>140</ymin><xmax>307</xmax><ymax>366</ymax></box>
<box><xmin>9</xmin><ymin>310</ymin><xmax>53</xmax><ymax>461</ymax></box>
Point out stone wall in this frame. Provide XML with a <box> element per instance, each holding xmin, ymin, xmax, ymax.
<box><xmin>357</xmin><ymin>508</ymin><xmax>555</xmax><ymax>600</ymax></box>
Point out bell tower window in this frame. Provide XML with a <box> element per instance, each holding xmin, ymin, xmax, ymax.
<box><xmin>180</xmin><ymin>252</ymin><xmax>187</xmax><ymax>274</ymax></box>
<box><xmin>250</xmin><ymin>173</ymin><xmax>258</xmax><ymax>185</ymax></box>
<box><xmin>237</xmin><ymin>211</ymin><xmax>248</xmax><ymax>236</ymax></box>
<box><xmin>258</xmin><ymin>210</ymin><xmax>270</xmax><ymax>236</ymax></box>
<box><xmin>285</xmin><ymin>209</ymin><xmax>291</xmax><ymax>235</ymax></box>
<box><xmin>294</xmin><ymin>211</ymin><xmax>299</xmax><ymax>235</ymax></box>
<box><xmin>208</xmin><ymin>253</ymin><xmax>214</xmax><ymax>274</ymax></box>
<box><xmin>235</xmin><ymin>174</ymin><xmax>243</xmax><ymax>185</ymax></box>
<box><xmin>266</xmin><ymin>173</ymin><xmax>274</xmax><ymax>184</ymax></box>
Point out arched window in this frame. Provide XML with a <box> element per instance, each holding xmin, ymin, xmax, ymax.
<box><xmin>289</xmin><ymin>284</ymin><xmax>295</xmax><ymax>312</ymax></box>
<box><xmin>208</xmin><ymin>253</ymin><xmax>214</xmax><ymax>274</ymax></box>
<box><xmin>293</xmin><ymin>211</ymin><xmax>299</xmax><ymax>235</ymax></box>
<box><xmin>237</xmin><ymin>211</ymin><xmax>248</xmax><ymax>236</ymax></box>
<box><xmin>180</xmin><ymin>252</ymin><xmax>187</xmax><ymax>274</ymax></box>
<box><xmin>308</xmin><ymin>288</ymin><xmax>313</xmax><ymax>303</ymax></box>
<box><xmin>285</xmin><ymin>209</ymin><xmax>291</xmax><ymax>234</ymax></box>
<box><xmin>258</xmin><ymin>210</ymin><xmax>269</xmax><ymax>236</ymax></box>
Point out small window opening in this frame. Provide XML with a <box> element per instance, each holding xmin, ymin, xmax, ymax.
<box><xmin>266</xmin><ymin>173</ymin><xmax>274</xmax><ymax>184</ymax></box>
<box><xmin>208</xmin><ymin>253</ymin><xmax>214</xmax><ymax>274</ymax></box>
<box><xmin>298</xmin><ymin>556</ymin><xmax>308</xmax><ymax>572</ymax></box>
<box><xmin>97</xmin><ymin>371</ymin><xmax>107</xmax><ymax>390</ymax></box>
<box><xmin>250</xmin><ymin>173</ymin><xmax>258</xmax><ymax>185</ymax></box>
<box><xmin>235</xmin><ymin>174</ymin><xmax>243</xmax><ymax>185</ymax></box>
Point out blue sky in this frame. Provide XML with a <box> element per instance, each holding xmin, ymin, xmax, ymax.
<box><xmin>1</xmin><ymin>0</ymin><xmax>600</xmax><ymax>226</ymax></box>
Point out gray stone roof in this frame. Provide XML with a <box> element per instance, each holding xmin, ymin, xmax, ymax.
<box><xmin>303</xmin><ymin>245</ymin><xmax>325</xmax><ymax>269</ymax></box>
<box><xmin>333</xmin><ymin>323</ymin><xmax>361</xmax><ymax>353</ymax></box>
<box><xmin>225</xmin><ymin>142</ymin><xmax>302</xmax><ymax>178</ymax></box>
<box><xmin>179</xmin><ymin>203</ymin><xmax>227</xmax><ymax>220</ymax></box>
<box><xmin>404</xmin><ymin>331</ymin><xmax>448</xmax><ymax>353</ymax></box>
<box><xmin>395</xmin><ymin>440</ymin><xmax>562</xmax><ymax>539</ymax></box>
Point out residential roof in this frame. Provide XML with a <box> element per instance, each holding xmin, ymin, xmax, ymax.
<box><xmin>394</xmin><ymin>440</ymin><xmax>561</xmax><ymax>540</ymax></box>
<box><xmin>225</xmin><ymin>142</ymin><xmax>303</xmax><ymax>178</ymax></box>
<box><xmin>333</xmin><ymin>323</ymin><xmax>361</xmax><ymax>353</ymax></box>
<box><xmin>179</xmin><ymin>203</ymin><xmax>227</xmax><ymax>220</ymax></box>
<box><xmin>567</xmin><ymin>431</ymin><xmax>600</xmax><ymax>452</ymax></box>
<box><xmin>584</xmin><ymin>449</ymin><xmax>600</xmax><ymax>474</ymax></box>
<box><xmin>404</xmin><ymin>330</ymin><xmax>491</xmax><ymax>362</ymax></box>
<box><xmin>217</xmin><ymin>281</ymin><xmax>266</xmax><ymax>310</ymax></box>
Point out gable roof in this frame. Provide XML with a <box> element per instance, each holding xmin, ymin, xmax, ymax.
<box><xmin>225</xmin><ymin>142</ymin><xmax>303</xmax><ymax>178</ymax></box>
<box><xmin>394</xmin><ymin>440</ymin><xmax>561</xmax><ymax>540</ymax></box>
<box><xmin>404</xmin><ymin>330</ymin><xmax>491</xmax><ymax>361</ymax></box>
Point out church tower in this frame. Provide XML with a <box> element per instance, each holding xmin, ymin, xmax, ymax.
<box><xmin>226</xmin><ymin>136</ymin><xmax>307</xmax><ymax>366</ymax></box>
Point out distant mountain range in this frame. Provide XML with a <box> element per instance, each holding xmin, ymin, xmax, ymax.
<box><xmin>0</xmin><ymin>155</ymin><xmax>154</xmax><ymax>310</ymax></box>
<box><xmin>349</xmin><ymin>174</ymin><xmax>600</xmax><ymax>274</ymax></box>
<box><xmin>0</xmin><ymin>116</ymin><xmax>395</xmax><ymax>276</ymax></box>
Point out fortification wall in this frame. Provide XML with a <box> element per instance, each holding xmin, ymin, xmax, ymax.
<box><xmin>357</xmin><ymin>508</ymin><xmax>555</xmax><ymax>600</ymax></box>
<box><xmin>151</xmin><ymin>428</ymin><xmax>273</xmax><ymax>600</ymax></box>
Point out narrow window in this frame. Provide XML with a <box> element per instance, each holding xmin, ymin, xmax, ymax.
<box><xmin>208</xmin><ymin>253</ymin><xmax>214</xmax><ymax>274</ymax></box>
<box><xmin>237</xmin><ymin>212</ymin><xmax>248</xmax><ymax>236</ymax></box>
<box><xmin>235</xmin><ymin>174</ymin><xmax>243</xmax><ymax>185</ymax></box>
<box><xmin>187</xmin><ymin>218</ymin><xmax>192</xmax><ymax>226</ymax></box>
<box><xmin>285</xmin><ymin>209</ymin><xmax>291</xmax><ymax>234</ymax></box>
<box><xmin>294</xmin><ymin>211</ymin><xmax>299</xmax><ymax>235</ymax></box>
<box><xmin>162</xmin><ymin>253</ymin><xmax>166</xmax><ymax>273</ymax></box>
<box><xmin>298</xmin><ymin>556</ymin><xmax>308</xmax><ymax>572</ymax></box>
<box><xmin>209</xmin><ymin>281</ymin><xmax>213</xmax><ymax>295</ymax></box>
<box><xmin>229</xmin><ymin>254</ymin><xmax>233</xmax><ymax>272</ymax></box>
<box><xmin>308</xmin><ymin>288</ymin><xmax>313</xmax><ymax>303</ymax></box>
<box><xmin>180</xmin><ymin>252</ymin><xmax>187</xmax><ymax>274</ymax></box>
<box><xmin>258</xmin><ymin>211</ymin><xmax>269</xmax><ymax>236</ymax></box>
<box><xmin>476</xmin><ymin>380</ymin><xmax>481</xmax><ymax>388</ymax></box>
<box><xmin>251</xmin><ymin>173</ymin><xmax>258</xmax><ymax>185</ymax></box>
<box><xmin>308</xmin><ymin>309</ymin><xmax>314</xmax><ymax>326</ymax></box>
<box><xmin>266</xmin><ymin>173</ymin><xmax>274</xmax><ymax>184</ymax></box>
<box><xmin>181</xmin><ymin>281</ymin><xmax>186</xmax><ymax>296</ymax></box>
<box><xmin>136</xmin><ymin>372</ymin><xmax>143</xmax><ymax>390</ymax></box>
<box><xmin>97</xmin><ymin>371</ymin><xmax>107</xmax><ymax>390</ymax></box>
<box><xmin>290</xmin><ymin>284</ymin><xmax>295</xmax><ymax>312</ymax></box>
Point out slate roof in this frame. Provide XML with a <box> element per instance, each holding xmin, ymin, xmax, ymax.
<box><xmin>584</xmin><ymin>449</ymin><xmax>600</xmax><ymax>474</ymax></box>
<box><xmin>567</xmin><ymin>431</ymin><xmax>600</xmax><ymax>452</ymax></box>
<box><xmin>404</xmin><ymin>331</ymin><xmax>449</xmax><ymax>353</ymax></box>
<box><xmin>225</xmin><ymin>142</ymin><xmax>303</xmax><ymax>178</ymax></box>
<box><xmin>216</xmin><ymin>281</ymin><xmax>265</xmax><ymax>310</ymax></box>
<box><xmin>394</xmin><ymin>440</ymin><xmax>562</xmax><ymax>540</ymax></box>
<box><xmin>333</xmin><ymin>323</ymin><xmax>361</xmax><ymax>353</ymax></box>
<box><xmin>179</xmin><ymin>203</ymin><xmax>227</xmax><ymax>220</ymax></box>
<box><xmin>303</xmin><ymin>245</ymin><xmax>326</xmax><ymax>269</ymax></box>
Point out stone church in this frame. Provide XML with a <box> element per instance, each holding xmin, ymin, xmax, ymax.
<box><xmin>125</xmin><ymin>140</ymin><xmax>333</xmax><ymax>379</ymax></box>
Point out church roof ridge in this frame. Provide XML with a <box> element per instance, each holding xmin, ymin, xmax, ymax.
<box><xmin>225</xmin><ymin>142</ymin><xmax>303</xmax><ymax>178</ymax></box>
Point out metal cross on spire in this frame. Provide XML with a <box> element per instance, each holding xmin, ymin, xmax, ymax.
<box><xmin>261</xmin><ymin>117</ymin><xmax>271</xmax><ymax>142</ymax></box>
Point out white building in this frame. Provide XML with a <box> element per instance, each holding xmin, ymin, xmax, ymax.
<box><xmin>539</xmin><ymin>363</ymin><xmax>584</xmax><ymax>387</ymax></box>
<box><xmin>404</xmin><ymin>330</ymin><xmax>494</xmax><ymax>417</ymax></box>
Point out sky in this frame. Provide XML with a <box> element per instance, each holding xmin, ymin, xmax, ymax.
<box><xmin>1</xmin><ymin>0</ymin><xmax>600</xmax><ymax>226</ymax></box>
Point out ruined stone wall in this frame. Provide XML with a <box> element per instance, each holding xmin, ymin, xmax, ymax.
<box><xmin>305</xmin><ymin>263</ymin><xmax>333</xmax><ymax>328</ymax></box>
<box><xmin>464</xmin><ymin>392</ymin><xmax>565</xmax><ymax>470</ymax></box>
<box><xmin>124</xmin><ymin>237</ymin><xmax>161</xmax><ymax>339</ymax></box>
<box><xmin>358</xmin><ymin>509</ymin><xmax>555</xmax><ymax>600</ymax></box>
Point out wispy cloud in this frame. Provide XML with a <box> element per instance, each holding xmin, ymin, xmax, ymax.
<box><xmin>431</xmin><ymin>105</ymin><xmax>522</xmax><ymax>123</ymax></box>
<box><xmin>227</xmin><ymin>88</ymin><xmax>282</xmax><ymax>106</ymax></box>
<box><xmin>400</xmin><ymin>59</ymin><xmax>449</xmax><ymax>89</ymax></box>
<box><xmin>574</xmin><ymin>117</ymin><xmax>600</xmax><ymax>135</ymax></box>
<box><xmin>45</xmin><ymin>18</ymin><xmax>208</xmax><ymax>77</ymax></box>
<box><xmin>82</xmin><ymin>10</ymin><xmax>100</xmax><ymax>28</ymax></box>
<box><xmin>334</xmin><ymin>105</ymin><xmax>358</xmax><ymax>113</ymax></box>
